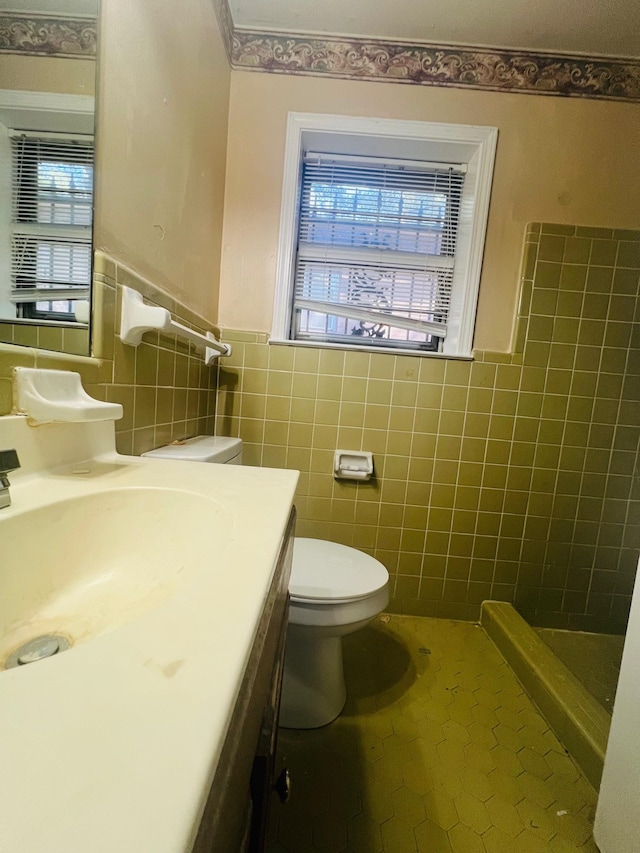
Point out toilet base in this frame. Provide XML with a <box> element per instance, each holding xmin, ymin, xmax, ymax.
<box><xmin>279</xmin><ymin>629</ymin><xmax>346</xmax><ymax>729</ymax></box>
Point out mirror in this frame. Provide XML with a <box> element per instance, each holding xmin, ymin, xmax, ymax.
<box><xmin>0</xmin><ymin>0</ymin><xmax>97</xmax><ymax>356</ymax></box>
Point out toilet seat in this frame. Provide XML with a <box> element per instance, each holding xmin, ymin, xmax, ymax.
<box><xmin>291</xmin><ymin>538</ymin><xmax>388</xmax><ymax>604</ymax></box>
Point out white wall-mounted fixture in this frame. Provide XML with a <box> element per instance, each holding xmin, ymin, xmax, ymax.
<box><xmin>333</xmin><ymin>450</ymin><xmax>374</xmax><ymax>481</ymax></box>
<box><xmin>119</xmin><ymin>286</ymin><xmax>231</xmax><ymax>364</ymax></box>
<box><xmin>13</xmin><ymin>368</ymin><xmax>123</xmax><ymax>424</ymax></box>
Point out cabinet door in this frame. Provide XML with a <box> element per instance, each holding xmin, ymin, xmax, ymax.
<box><xmin>193</xmin><ymin>506</ymin><xmax>296</xmax><ymax>853</ymax></box>
<box><xmin>249</xmin><ymin>508</ymin><xmax>295</xmax><ymax>852</ymax></box>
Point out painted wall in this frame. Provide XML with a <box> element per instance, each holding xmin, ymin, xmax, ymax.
<box><xmin>0</xmin><ymin>54</ymin><xmax>95</xmax><ymax>95</ymax></box>
<box><xmin>218</xmin><ymin>71</ymin><xmax>640</xmax><ymax>353</ymax></box>
<box><xmin>94</xmin><ymin>0</ymin><xmax>230</xmax><ymax>323</ymax></box>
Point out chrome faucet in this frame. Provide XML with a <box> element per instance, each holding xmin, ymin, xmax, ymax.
<box><xmin>0</xmin><ymin>449</ymin><xmax>20</xmax><ymax>510</ymax></box>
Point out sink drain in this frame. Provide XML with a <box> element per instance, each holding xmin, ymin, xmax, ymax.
<box><xmin>5</xmin><ymin>635</ymin><xmax>71</xmax><ymax>670</ymax></box>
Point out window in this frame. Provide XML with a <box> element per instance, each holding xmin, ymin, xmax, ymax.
<box><xmin>295</xmin><ymin>153</ymin><xmax>464</xmax><ymax>352</ymax></box>
<box><xmin>10</xmin><ymin>131</ymin><xmax>94</xmax><ymax>321</ymax></box>
<box><xmin>272</xmin><ymin>115</ymin><xmax>498</xmax><ymax>358</ymax></box>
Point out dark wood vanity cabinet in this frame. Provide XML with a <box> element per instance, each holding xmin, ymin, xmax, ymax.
<box><xmin>193</xmin><ymin>507</ymin><xmax>295</xmax><ymax>853</ymax></box>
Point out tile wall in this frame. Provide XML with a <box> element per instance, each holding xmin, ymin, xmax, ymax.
<box><xmin>0</xmin><ymin>319</ymin><xmax>89</xmax><ymax>357</ymax></box>
<box><xmin>216</xmin><ymin>224</ymin><xmax>640</xmax><ymax>633</ymax></box>
<box><xmin>0</xmin><ymin>252</ymin><xmax>217</xmax><ymax>454</ymax></box>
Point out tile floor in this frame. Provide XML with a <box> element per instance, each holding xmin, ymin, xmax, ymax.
<box><xmin>267</xmin><ymin>616</ymin><xmax>600</xmax><ymax>852</ymax></box>
<box><xmin>535</xmin><ymin>628</ymin><xmax>625</xmax><ymax>715</ymax></box>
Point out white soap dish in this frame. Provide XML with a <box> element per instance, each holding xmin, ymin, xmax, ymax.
<box><xmin>13</xmin><ymin>368</ymin><xmax>123</xmax><ymax>424</ymax></box>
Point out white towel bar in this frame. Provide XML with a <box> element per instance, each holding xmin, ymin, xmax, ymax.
<box><xmin>119</xmin><ymin>286</ymin><xmax>231</xmax><ymax>364</ymax></box>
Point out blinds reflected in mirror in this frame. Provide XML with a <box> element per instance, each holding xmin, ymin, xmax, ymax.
<box><xmin>10</xmin><ymin>131</ymin><xmax>94</xmax><ymax>321</ymax></box>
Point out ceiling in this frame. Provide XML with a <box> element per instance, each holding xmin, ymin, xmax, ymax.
<box><xmin>0</xmin><ymin>0</ymin><xmax>97</xmax><ymax>15</ymax></box>
<box><xmin>228</xmin><ymin>0</ymin><xmax>640</xmax><ymax>59</ymax></box>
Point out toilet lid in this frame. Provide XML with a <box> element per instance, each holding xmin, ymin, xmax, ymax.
<box><xmin>141</xmin><ymin>435</ymin><xmax>241</xmax><ymax>463</ymax></box>
<box><xmin>290</xmin><ymin>538</ymin><xmax>389</xmax><ymax>603</ymax></box>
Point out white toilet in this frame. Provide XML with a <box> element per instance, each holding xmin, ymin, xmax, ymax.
<box><xmin>143</xmin><ymin>435</ymin><xmax>390</xmax><ymax>729</ymax></box>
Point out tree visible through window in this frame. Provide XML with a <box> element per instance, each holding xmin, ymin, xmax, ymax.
<box><xmin>292</xmin><ymin>154</ymin><xmax>464</xmax><ymax>351</ymax></box>
<box><xmin>273</xmin><ymin>115</ymin><xmax>498</xmax><ymax>357</ymax></box>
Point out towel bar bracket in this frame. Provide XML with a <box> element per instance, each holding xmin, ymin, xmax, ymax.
<box><xmin>119</xmin><ymin>286</ymin><xmax>231</xmax><ymax>363</ymax></box>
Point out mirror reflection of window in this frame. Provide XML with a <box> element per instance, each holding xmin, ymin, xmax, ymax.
<box><xmin>0</xmin><ymin>0</ymin><xmax>97</xmax><ymax>352</ymax></box>
<box><xmin>10</xmin><ymin>132</ymin><xmax>94</xmax><ymax>321</ymax></box>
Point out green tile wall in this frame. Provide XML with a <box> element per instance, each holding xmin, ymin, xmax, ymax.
<box><xmin>216</xmin><ymin>224</ymin><xmax>640</xmax><ymax>632</ymax></box>
<box><xmin>0</xmin><ymin>252</ymin><xmax>217</xmax><ymax>455</ymax></box>
<box><xmin>0</xmin><ymin>320</ymin><xmax>89</xmax><ymax>357</ymax></box>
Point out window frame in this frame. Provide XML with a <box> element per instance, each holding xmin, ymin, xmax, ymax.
<box><xmin>272</xmin><ymin>113</ymin><xmax>498</xmax><ymax>358</ymax></box>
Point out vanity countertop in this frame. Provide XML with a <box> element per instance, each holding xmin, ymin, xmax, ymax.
<box><xmin>0</xmin><ymin>438</ymin><xmax>298</xmax><ymax>852</ymax></box>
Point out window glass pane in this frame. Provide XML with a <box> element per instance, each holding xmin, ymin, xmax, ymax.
<box><xmin>10</xmin><ymin>135</ymin><xmax>94</xmax><ymax>320</ymax></box>
<box><xmin>292</xmin><ymin>155</ymin><xmax>464</xmax><ymax>351</ymax></box>
<box><xmin>294</xmin><ymin>261</ymin><xmax>451</xmax><ymax>349</ymax></box>
<box><xmin>37</xmin><ymin>161</ymin><xmax>93</xmax><ymax>227</ymax></box>
<box><xmin>304</xmin><ymin>181</ymin><xmax>450</xmax><ymax>255</ymax></box>
<box><xmin>36</xmin><ymin>241</ymin><xmax>92</xmax><ymax>286</ymax></box>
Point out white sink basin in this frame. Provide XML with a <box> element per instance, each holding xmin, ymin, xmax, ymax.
<box><xmin>0</xmin><ymin>487</ymin><xmax>226</xmax><ymax>666</ymax></box>
<box><xmin>0</xmin><ymin>414</ymin><xmax>299</xmax><ymax>853</ymax></box>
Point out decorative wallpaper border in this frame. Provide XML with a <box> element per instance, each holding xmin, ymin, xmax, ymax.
<box><xmin>0</xmin><ymin>13</ymin><xmax>96</xmax><ymax>59</ymax></box>
<box><xmin>4</xmin><ymin>0</ymin><xmax>637</xmax><ymax>101</ymax></box>
<box><xmin>231</xmin><ymin>30</ymin><xmax>640</xmax><ymax>102</ymax></box>
<box><xmin>212</xmin><ymin>0</ymin><xmax>234</xmax><ymax>63</ymax></box>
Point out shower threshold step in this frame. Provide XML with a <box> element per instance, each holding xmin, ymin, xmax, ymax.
<box><xmin>481</xmin><ymin>600</ymin><xmax>610</xmax><ymax>790</ymax></box>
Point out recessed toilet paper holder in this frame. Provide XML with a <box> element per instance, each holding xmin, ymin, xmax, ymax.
<box><xmin>333</xmin><ymin>450</ymin><xmax>374</xmax><ymax>481</ymax></box>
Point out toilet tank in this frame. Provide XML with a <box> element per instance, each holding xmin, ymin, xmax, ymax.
<box><xmin>142</xmin><ymin>435</ymin><xmax>243</xmax><ymax>464</ymax></box>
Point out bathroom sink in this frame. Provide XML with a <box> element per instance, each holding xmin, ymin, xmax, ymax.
<box><xmin>0</xmin><ymin>487</ymin><xmax>227</xmax><ymax>667</ymax></box>
<box><xmin>0</xmin><ymin>413</ymin><xmax>299</xmax><ymax>853</ymax></box>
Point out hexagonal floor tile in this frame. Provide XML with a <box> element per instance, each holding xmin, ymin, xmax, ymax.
<box><xmin>464</xmin><ymin>742</ymin><xmax>496</xmax><ymax>776</ymax></box>
<box><xmin>454</xmin><ymin>791</ymin><xmax>492</xmax><ymax>834</ymax></box>
<box><xmin>266</xmin><ymin>615</ymin><xmax>599</xmax><ymax>853</ymax></box>
<box><xmin>422</xmin><ymin>789</ymin><xmax>460</xmax><ymax>832</ymax></box>
<box><xmin>391</xmin><ymin>785</ymin><xmax>427</xmax><ymax>828</ymax></box>
<box><xmin>448</xmin><ymin>822</ymin><xmax>486</xmax><ymax>853</ymax></box>
<box><xmin>485</xmin><ymin>794</ymin><xmax>526</xmax><ymax>838</ymax></box>
<box><xmin>414</xmin><ymin>818</ymin><xmax>453</xmax><ymax>852</ymax></box>
<box><xmin>402</xmin><ymin>757</ymin><xmax>436</xmax><ymax>797</ymax></box>
<box><xmin>516</xmin><ymin>798</ymin><xmax>557</xmax><ymax>842</ymax></box>
<box><xmin>460</xmin><ymin>765</ymin><xmax>495</xmax><ymax>802</ymax></box>
<box><xmin>491</xmin><ymin>744</ymin><xmax>525</xmax><ymax>777</ymax></box>
<box><xmin>518</xmin><ymin>747</ymin><xmax>553</xmax><ymax>780</ymax></box>
<box><xmin>380</xmin><ymin>815</ymin><xmax>420</xmax><ymax>852</ymax></box>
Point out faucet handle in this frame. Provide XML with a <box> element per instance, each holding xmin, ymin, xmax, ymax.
<box><xmin>0</xmin><ymin>449</ymin><xmax>20</xmax><ymax>475</ymax></box>
<box><xmin>0</xmin><ymin>449</ymin><xmax>20</xmax><ymax>509</ymax></box>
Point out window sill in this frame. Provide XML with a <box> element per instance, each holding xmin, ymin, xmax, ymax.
<box><xmin>268</xmin><ymin>337</ymin><xmax>474</xmax><ymax>361</ymax></box>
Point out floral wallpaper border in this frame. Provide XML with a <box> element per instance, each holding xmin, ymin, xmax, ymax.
<box><xmin>231</xmin><ymin>30</ymin><xmax>640</xmax><ymax>102</ymax></box>
<box><xmin>212</xmin><ymin>0</ymin><xmax>234</xmax><ymax>63</ymax></box>
<box><xmin>4</xmin><ymin>1</ymin><xmax>637</xmax><ymax>102</ymax></box>
<box><xmin>0</xmin><ymin>13</ymin><xmax>96</xmax><ymax>59</ymax></box>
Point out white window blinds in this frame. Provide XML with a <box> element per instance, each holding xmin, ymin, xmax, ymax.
<box><xmin>292</xmin><ymin>152</ymin><xmax>466</xmax><ymax>351</ymax></box>
<box><xmin>10</xmin><ymin>131</ymin><xmax>94</xmax><ymax>316</ymax></box>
